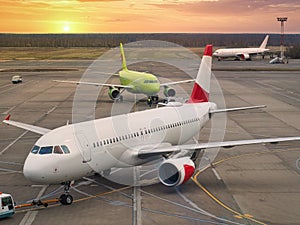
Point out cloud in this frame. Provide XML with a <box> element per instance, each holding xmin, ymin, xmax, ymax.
<box><xmin>149</xmin><ymin>0</ymin><xmax>300</xmax><ymax>16</ymax></box>
<box><xmin>77</xmin><ymin>0</ymin><xmax>123</xmax><ymax>2</ymax></box>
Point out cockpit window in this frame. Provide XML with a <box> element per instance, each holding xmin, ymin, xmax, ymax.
<box><xmin>39</xmin><ymin>146</ymin><xmax>53</xmax><ymax>155</ymax></box>
<box><xmin>31</xmin><ymin>145</ymin><xmax>40</xmax><ymax>154</ymax></box>
<box><xmin>61</xmin><ymin>145</ymin><xmax>70</xmax><ymax>154</ymax></box>
<box><xmin>144</xmin><ymin>80</ymin><xmax>158</xmax><ymax>83</ymax></box>
<box><xmin>54</xmin><ymin>145</ymin><xmax>63</xmax><ymax>154</ymax></box>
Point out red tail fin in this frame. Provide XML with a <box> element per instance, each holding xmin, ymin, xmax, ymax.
<box><xmin>188</xmin><ymin>45</ymin><xmax>212</xmax><ymax>103</ymax></box>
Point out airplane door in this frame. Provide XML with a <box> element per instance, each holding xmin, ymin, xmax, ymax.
<box><xmin>75</xmin><ymin>131</ymin><xmax>92</xmax><ymax>163</ymax></box>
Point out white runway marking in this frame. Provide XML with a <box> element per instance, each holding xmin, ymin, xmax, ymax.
<box><xmin>0</xmin><ymin>131</ymin><xmax>28</xmax><ymax>155</ymax></box>
<box><xmin>2</xmin><ymin>105</ymin><xmax>16</xmax><ymax>115</ymax></box>
<box><xmin>19</xmin><ymin>185</ymin><xmax>48</xmax><ymax>225</ymax></box>
<box><xmin>212</xmin><ymin>167</ymin><xmax>222</xmax><ymax>181</ymax></box>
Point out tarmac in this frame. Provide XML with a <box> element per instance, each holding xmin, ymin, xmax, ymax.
<box><xmin>0</xmin><ymin>58</ymin><xmax>299</xmax><ymax>225</ymax></box>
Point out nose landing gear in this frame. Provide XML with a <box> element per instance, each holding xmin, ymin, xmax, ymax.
<box><xmin>59</xmin><ymin>181</ymin><xmax>73</xmax><ymax>205</ymax></box>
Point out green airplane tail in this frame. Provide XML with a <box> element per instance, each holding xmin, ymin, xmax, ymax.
<box><xmin>120</xmin><ymin>43</ymin><xmax>128</xmax><ymax>71</ymax></box>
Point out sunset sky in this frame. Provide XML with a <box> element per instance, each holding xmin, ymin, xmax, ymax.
<box><xmin>1</xmin><ymin>0</ymin><xmax>299</xmax><ymax>33</ymax></box>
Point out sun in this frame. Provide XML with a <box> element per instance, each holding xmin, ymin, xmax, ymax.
<box><xmin>63</xmin><ymin>25</ymin><xmax>70</xmax><ymax>32</ymax></box>
<box><xmin>62</xmin><ymin>22</ymin><xmax>71</xmax><ymax>32</ymax></box>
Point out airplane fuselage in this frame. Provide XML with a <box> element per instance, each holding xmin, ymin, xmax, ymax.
<box><xmin>23</xmin><ymin>102</ymin><xmax>216</xmax><ymax>184</ymax></box>
<box><xmin>213</xmin><ymin>47</ymin><xmax>269</xmax><ymax>58</ymax></box>
<box><xmin>119</xmin><ymin>70</ymin><xmax>160</xmax><ymax>96</ymax></box>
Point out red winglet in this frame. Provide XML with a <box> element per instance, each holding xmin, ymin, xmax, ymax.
<box><xmin>4</xmin><ymin>114</ymin><xmax>11</xmax><ymax>120</ymax></box>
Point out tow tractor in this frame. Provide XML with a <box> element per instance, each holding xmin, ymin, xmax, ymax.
<box><xmin>0</xmin><ymin>192</ymin><xmax>15</xmax><ymax>219</ymax></box>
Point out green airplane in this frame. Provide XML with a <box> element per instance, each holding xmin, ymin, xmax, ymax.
<box><xmin>54</xmin><ymin>43</ymin><xmax>193</xmax><ymax>103</ymax></box>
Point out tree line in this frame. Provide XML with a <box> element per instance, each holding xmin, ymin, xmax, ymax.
<box><xmin>0</xmin><ymin>33</ymin><xmax>299</xmax><ymax>48</ymax></box>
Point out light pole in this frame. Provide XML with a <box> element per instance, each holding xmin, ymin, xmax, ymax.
<box><xmin>277</xmin><ymin>17</ymin><xmax>287</xmax><ymax>59</ymax></box>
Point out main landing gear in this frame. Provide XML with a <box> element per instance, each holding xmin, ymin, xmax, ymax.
<box><xmin>147</xmin><ymin>95</ymin><xmax>159</xmax><ymax>107</ymax></box>
<box><xmin>59</xmin><ymin>181</ymin><xmax>73</xmax><ymax>205</ymax></box>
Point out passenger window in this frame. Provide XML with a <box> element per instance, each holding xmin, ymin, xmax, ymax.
<box><xmin>31</xmin><ymin>145</ymin><xmax>40</xmax><ymax>154</ymax></box>
<box><xmin>39</xmin><ymin>146</ymin><xmax>53</xmax><ymax>155</ymax></box>
<box><xmin>61</xmin><ymin>145</ymin><xmax>70</xmax><ymax>154</ymax></box>
<box><xmin>54</xmin><ymin>145</ymin><xmax>63</xmax><ymax>154</ymax></box>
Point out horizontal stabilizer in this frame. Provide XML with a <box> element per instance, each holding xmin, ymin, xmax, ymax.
<box><xmin>210</xmin><ymin>105</ymin><xmax>266</xmax><ymax>114</ymax></box>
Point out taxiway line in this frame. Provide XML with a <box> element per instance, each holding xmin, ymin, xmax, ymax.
<box><xmin>192</xmin><ymin>147</ymin><xmax>300</xmax><ymax>225</ymax></box>
<box><xmin>18</xmin><ymin>185</ymin><xmax>48</xmax><ymax>225</ymax></box>
<box><xmin>192</xmin><ymin>176</ymin><xmax>266</xmax><ymax>225</ymax></box>
<box><xmin>0</xmin><ymin>131</ymin><xmax>28</xmax><ymax>155</ymax></box>
<box><xmin>2</xmin><ymin>105</ymin><xmax>16</xmax><ymax>115</ymax></box>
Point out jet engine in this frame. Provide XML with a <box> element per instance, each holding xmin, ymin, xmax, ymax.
<box><xmin>241</xmin><ymin>53</ymin><xmax>250</xmax><ymax>60</ymax></box>
<box><xmin>108</xmin><ymin>87</ymin><xmax>120</xmax><ymax>100</ymax></box>
<box><xmin>158</xmin><ymin>157</ymin><xmax>195</xmax><ymax>187</ymax></box>
<box><xmin>163</xmin><ymin>86</ymin><xmax>176</xmax><ymax>97</ymax></box>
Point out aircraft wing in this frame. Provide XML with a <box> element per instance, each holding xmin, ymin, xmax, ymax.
<box><xmin>53</xmin><ymin>80</ymin><xmax>133</xmax><ymax>89</ymax></box>
<box><xmin>160</xmin><ymin>79</ymin><xmax>194</xmax><ymax>87</ymax></box>
<box><xmin>138</xmin><ymin>136</ymin><xmax>300</xmax><ymax>159</ymax></box>
<box><xmin>3</xmin><ymin>115</ymin><xmax>51</xmax><ymax>135</ymax></box>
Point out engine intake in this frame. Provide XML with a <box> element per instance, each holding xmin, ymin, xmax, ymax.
<box><xmin>163</xmin><ymin>86</ymin><xmax>176</xmax><ymax>97</ymax></box>
<box><xmin>108</xmin><ymin>87</ymin><xmax>120</xmax><ymax>100</ymax></box>
<box><xmin>158</xmin><ymin>157</ymin><xmax>195</xmax><ymax>187</ymax></box>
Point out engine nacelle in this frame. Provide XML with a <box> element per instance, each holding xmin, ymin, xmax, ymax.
<box><xmin>158</xmin><ymin>157</ymin><xmax>195</xmax><ymax>187</ymax></box>
<box><xmin>241</xmin><ymin>53</ymin><xmax>250</xmax><ymax>60</ymax></box>
<box><xmin>163</xmin><ymin>86</ymin><xmax>176</xmax><ymax>97</ymax></box>
<box><xmin>108</xmin><ymin>87</ymin><xmax>120</xmax><ymax>100</ymax></box>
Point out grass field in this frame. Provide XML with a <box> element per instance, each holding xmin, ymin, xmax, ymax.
<box><xmin>0</xmin><ymin>47</ymin><xmax>109</xmax><ymax>60</ymax></box>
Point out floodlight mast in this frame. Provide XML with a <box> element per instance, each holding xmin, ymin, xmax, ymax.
<box><xmin>277</xmin><ymin>17</ymin><xmax>288</xmax><ymax>59</ymax></box>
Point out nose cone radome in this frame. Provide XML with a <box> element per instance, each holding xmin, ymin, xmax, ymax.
<box><xmin>152</xmin><ymin>83</ymin><xmax>160</xmax><ymax>94</ymax></box>
<box><xmin>23</xmin><ymin>155</ymin><xmax>46</xmax><ymax>183</ymax></box>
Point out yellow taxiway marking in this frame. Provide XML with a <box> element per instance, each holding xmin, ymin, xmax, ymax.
<box><xmin>16</xmin><ymin>186</ymin><xmax>132</xmax><ymax>213</ymax></box>
<box><xmin>192</xmin><ymin>147</ymin><xmax>300</xmax><ymax>225</ymax></box>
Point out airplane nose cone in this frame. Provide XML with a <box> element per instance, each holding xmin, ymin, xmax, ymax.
<box><xmin>23</xmin><ymin>155</ymin><xmax>45</xmax><ymax>183</ymax></box>
<box><xmin>153</xmin><ymin>83</ymin><xmax>160</xmax><ymax>93</ymax></box>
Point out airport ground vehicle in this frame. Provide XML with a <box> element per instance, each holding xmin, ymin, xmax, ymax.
<box><xmin>11</xmin><ymin>75</ymin><xmax>22</xmax><ymax>84</ymax></box>
<box><xmin>0</xmin><ymin>192</ymin><xmax>15</xmax><ymax>219</ymax></box>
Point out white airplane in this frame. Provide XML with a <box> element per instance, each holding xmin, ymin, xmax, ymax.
<box><xmin>213</xmin><ymin>35</ymin><xmax>270</xmax><ymax>61</ymax></box>
<box><xmin>3</xmin><ymin>45</ymin><xmax>300</xmax><ymax>205</ymax></box>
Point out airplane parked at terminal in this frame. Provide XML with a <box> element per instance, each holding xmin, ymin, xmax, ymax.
<box><xmin>4</xmin><ymin>45</ymin><xmax>300</xmax><ymax>205</ymax></box>
<box><xmin>54</xmin><ymin>43</ymin><xmax>193</xmax><ymax>103</ymax></box>
<box><xmin>213</xmin><ymin>35</ymin><xmax>270</xmax><ymax>61</ymax></box>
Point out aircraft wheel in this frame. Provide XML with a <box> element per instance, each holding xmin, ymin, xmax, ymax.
<box><xmin>59</xmin><ymin>194</ymin><xmax>73</xmax><ymax>205</ymax></box>
<box><xmin>151</xmin><ymin>95</ymin><xmax>159</xmax><ymax>104</ymax></box>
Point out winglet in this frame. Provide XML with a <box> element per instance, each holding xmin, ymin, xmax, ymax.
<box><xmin>4</xmin><ymin>114</ymin><xmax>11</xmax><ymax>121</ymax></box>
